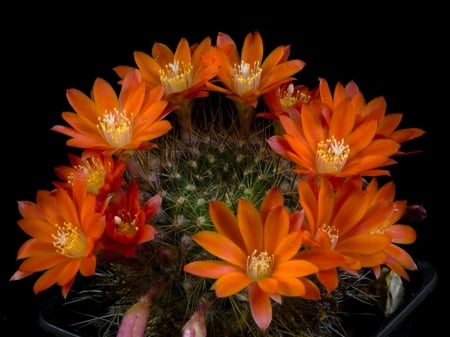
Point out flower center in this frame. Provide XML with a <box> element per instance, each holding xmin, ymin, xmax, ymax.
<box><xmin>316</xmin><ymin>135</ymin><xmax>350</xmax><ymax>174</ymax></box>
<box><xmin>159</xmin><ymin>59</ymin><xmax>193</xmax><ymax>95</ymax></box>
<box><xmin>232</xmin><ymin>60</ymin><xmax>262</xmax><ymax>95</ymax></box>
<box><xmin>68</xmin><ymin>157</ymin><xmax>106</xmax><ymax>195</ymax></box>
<box><xmin>97</xmin><ymin>108</ymin><xmax>132</xmax><ymax>148</ymax></box>
<box><xmin>52</xmin><ymin>222</ymin><xmax>87</xmax><ymax>258</ymax></box>
<box><xmin>279</xmin><ymin>84</ymin><xmax>310</xmax><ymax>110</ymax></box>
<box><xmin>247</xmin><ymin>249</ymin><xmax>274</xmax><ymax>281</ymax></box>
<box><xmin>319</xmin><ymin>224</ymin><xmax>339</xmax><ymax>249</ymax></box>
<box><xmin>114</xmin><ymin>211</ymin><xmax>138</xmax><ymax>235</ymax></box>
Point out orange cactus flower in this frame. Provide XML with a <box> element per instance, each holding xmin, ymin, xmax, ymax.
<box><xmin>51</xmin><ymin>69</ymin><xmax>172</xmax><ymax>157</ymax></box>
<box><xmin>114</xmin><ymin>36</ymin><xmax>220</xmax><ymax>106</ymax></box>
<box><xmin>258</xmin><ymin>81</ymin><xmax>313</xmax><ymax>120</ymax></box>
<box><xmin>183</xmin><ymin>188</ymin><xmax>319</xmax><ymax>331</ymax></box>
<box><xmin>296</xmin><ymin>176</ymin><xmax>417</xmax><ymax>293</ymax></box>
<box><xmin>206</xmin><ymin>31</ymin><xmax>305</xmax><ymax>108</ymax></box>
<box><xmin>267</xmin><ymin>80</ymin><xmax>404</xmax><ymax>179</ymax></box>
<box><xmin>101</xmin><ymin>180</ymin><xmax>161</xmax><ymax>258</ymax></box>
<box><xmin>10</xmin><ymin>169</ymin><xmax>106</xmax><ymax>298</ymax></box>
<box><xmin>53</xmin><ymin>151</ymin><xmax>126</xmax><ymax>202</ymax></box>
<box><xmin>318</xmin><ymin>78</ymin><xmax>425</xmax><ymax>155</ymax></box>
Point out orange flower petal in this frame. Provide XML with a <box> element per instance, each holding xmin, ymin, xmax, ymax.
<box><xmin>191</xmin><ymin>231</ymin><xmax>247</xmax><ymax>267</ymax></box>
<box><xmin>214</xmin><ymin>272</ymin><xmax>251</xmax><ymax>297</ymax></box>
<box><xmin>248</xmin><ymin>283</ymin><xmax>272</xmax><ymax>331</ymax></box>
<box><xmin>184</xmin><ymin>261</ymin><xmax>241</xmax><ymax>279</ymax></box>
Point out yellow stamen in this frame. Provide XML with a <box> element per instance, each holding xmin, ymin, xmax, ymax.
<box><xmin>159</xmin><ymin>59</ymin><xmax>193</xmax><ymax>95</ymax></box>
<box><xmin>279</xmin><ymin>84</ymin><xmax>310</xmax><ymax>110</ymax></box>
<box><xmin>316</xmin><ymin>136</ymin><xmax>350</xmax><ymax>174</ymax></box>
<box><xmin>68</xmin><ymin>157</ymin><xmax>107</xmax><ymax>195</ymax></box>
<box><xmin>52</xmin><ymin>222</ymin><xmax>87</xmax><ymax>258</ymax></box>
<box><xmin>247</xmin><ymin>249</ymin><xmax>274</xmax><ymax>280</ymax></box>
<box><xmin>114</xmin><ymin>212</ymin><xmax>138</xmax><ymax>235</ymax></box>
<box><xmin>97</xmin><ymin>108</ymin><xmax>132</xmax><ymax>148</ymax></box>
<box><xmin>232</xmin><ymin>60</ymin><xmax>262</xmax><ymax>95</ymax></box>
<box><xmin>319</xmin><ymin>224</ymin><xmax>339</xmax><ymax>249</ymax></box>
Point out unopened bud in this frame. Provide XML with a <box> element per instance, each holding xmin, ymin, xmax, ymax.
<box><xmin>181</xmin><ymin>302</ymin><xmax>208</xmax><ymax>337</ymax></box>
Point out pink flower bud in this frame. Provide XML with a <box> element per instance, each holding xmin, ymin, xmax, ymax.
<box><xmin>181</xmin><ymin>302</ymin><xmax>208</xmax><ymax>337</ymax></box>
<box><xmin>117</xmin><ymin>283</ymin><xmax>161</xmax><ymax>337</ymax></box>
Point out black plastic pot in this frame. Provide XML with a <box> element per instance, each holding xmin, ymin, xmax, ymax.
<box><xmin>39</xmin><ymin>259</ymin><xmax>437</xmax><ymax>337</ymax></box>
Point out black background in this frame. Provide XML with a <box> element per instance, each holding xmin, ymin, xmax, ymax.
<box><xmin>3</xmin><ymin>3</ymin><xmax>446</xmax><ymax>335</ymax></box>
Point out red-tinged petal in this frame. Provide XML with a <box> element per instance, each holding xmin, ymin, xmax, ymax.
<box><xmin>61</xmin><ymin>279</ymin><xmax>75</xmax><ymax>299</ymax></box>
<box><xmin>386</xmin><ymin>225</ymin><xmax>416</xmax><ymax>244</ymax></box>
<box><xmin>213</xmin><ymin>272</ymin><xmax>252</xmax><ymax>297</ymax></box>
<box><xmin>237</xmin><ymin>199</ymin><xmax>263</xmax><ymax>253</ymax></box>
<box><xmin>142</xmin><ymin>194</ymin><xmax>163</xmax><ymax>219</ymax></box>
<box><xmin>272</xmin><ymin>259</ymin><xmax>318</xmax><ymax>278</ymax></box>
<box><xmin>248</xmin><ymin>283</ymin><xmax>272</xmax><ymax>331</ymax></box>
<box><xmin>17</xmin><ymin>199</ymin><xmax>42</xmax><ymax>220</ymax></box>
<box><xmin>184</xmin><ymin>260</ymin><xmax>242</xmax><ymax>278</ymax></box>
<box><xmin>264</xmin><ymin>206</ymin><xmax>289</xmax><ymax>253</ymax></box>
<box><xmin>289</xmin><ymin>210</ymin><xmax>304</xmax><ymax>232</ymax></box>
<box><xmin>10</xmin><ymin>270</ymin><xmax>33</xmax><ymax>281</ymax></box>
<box><xmin>191</xmin><ymin>231</ymin><xmax>247</xmax><ymax>267</ymax></box>
<box><xmin>266</xmin><ymin>135</ymin><xmax>290</xmax><ymax>157</ymax></box>
<box><xmin>209</xmin><ymin>201</ymin><xmax>245</xmax><ymax>248</ymax></box>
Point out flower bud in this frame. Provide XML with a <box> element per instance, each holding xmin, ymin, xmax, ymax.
<box><xmin>181</xmin><ymin>302</ymin><xmax>208</xmax><ymax>337</ymax></box>
<box><xmin>116</xmin><ymin>294</ymin><xmax>150</xmax><ymax>337</ymax></box>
